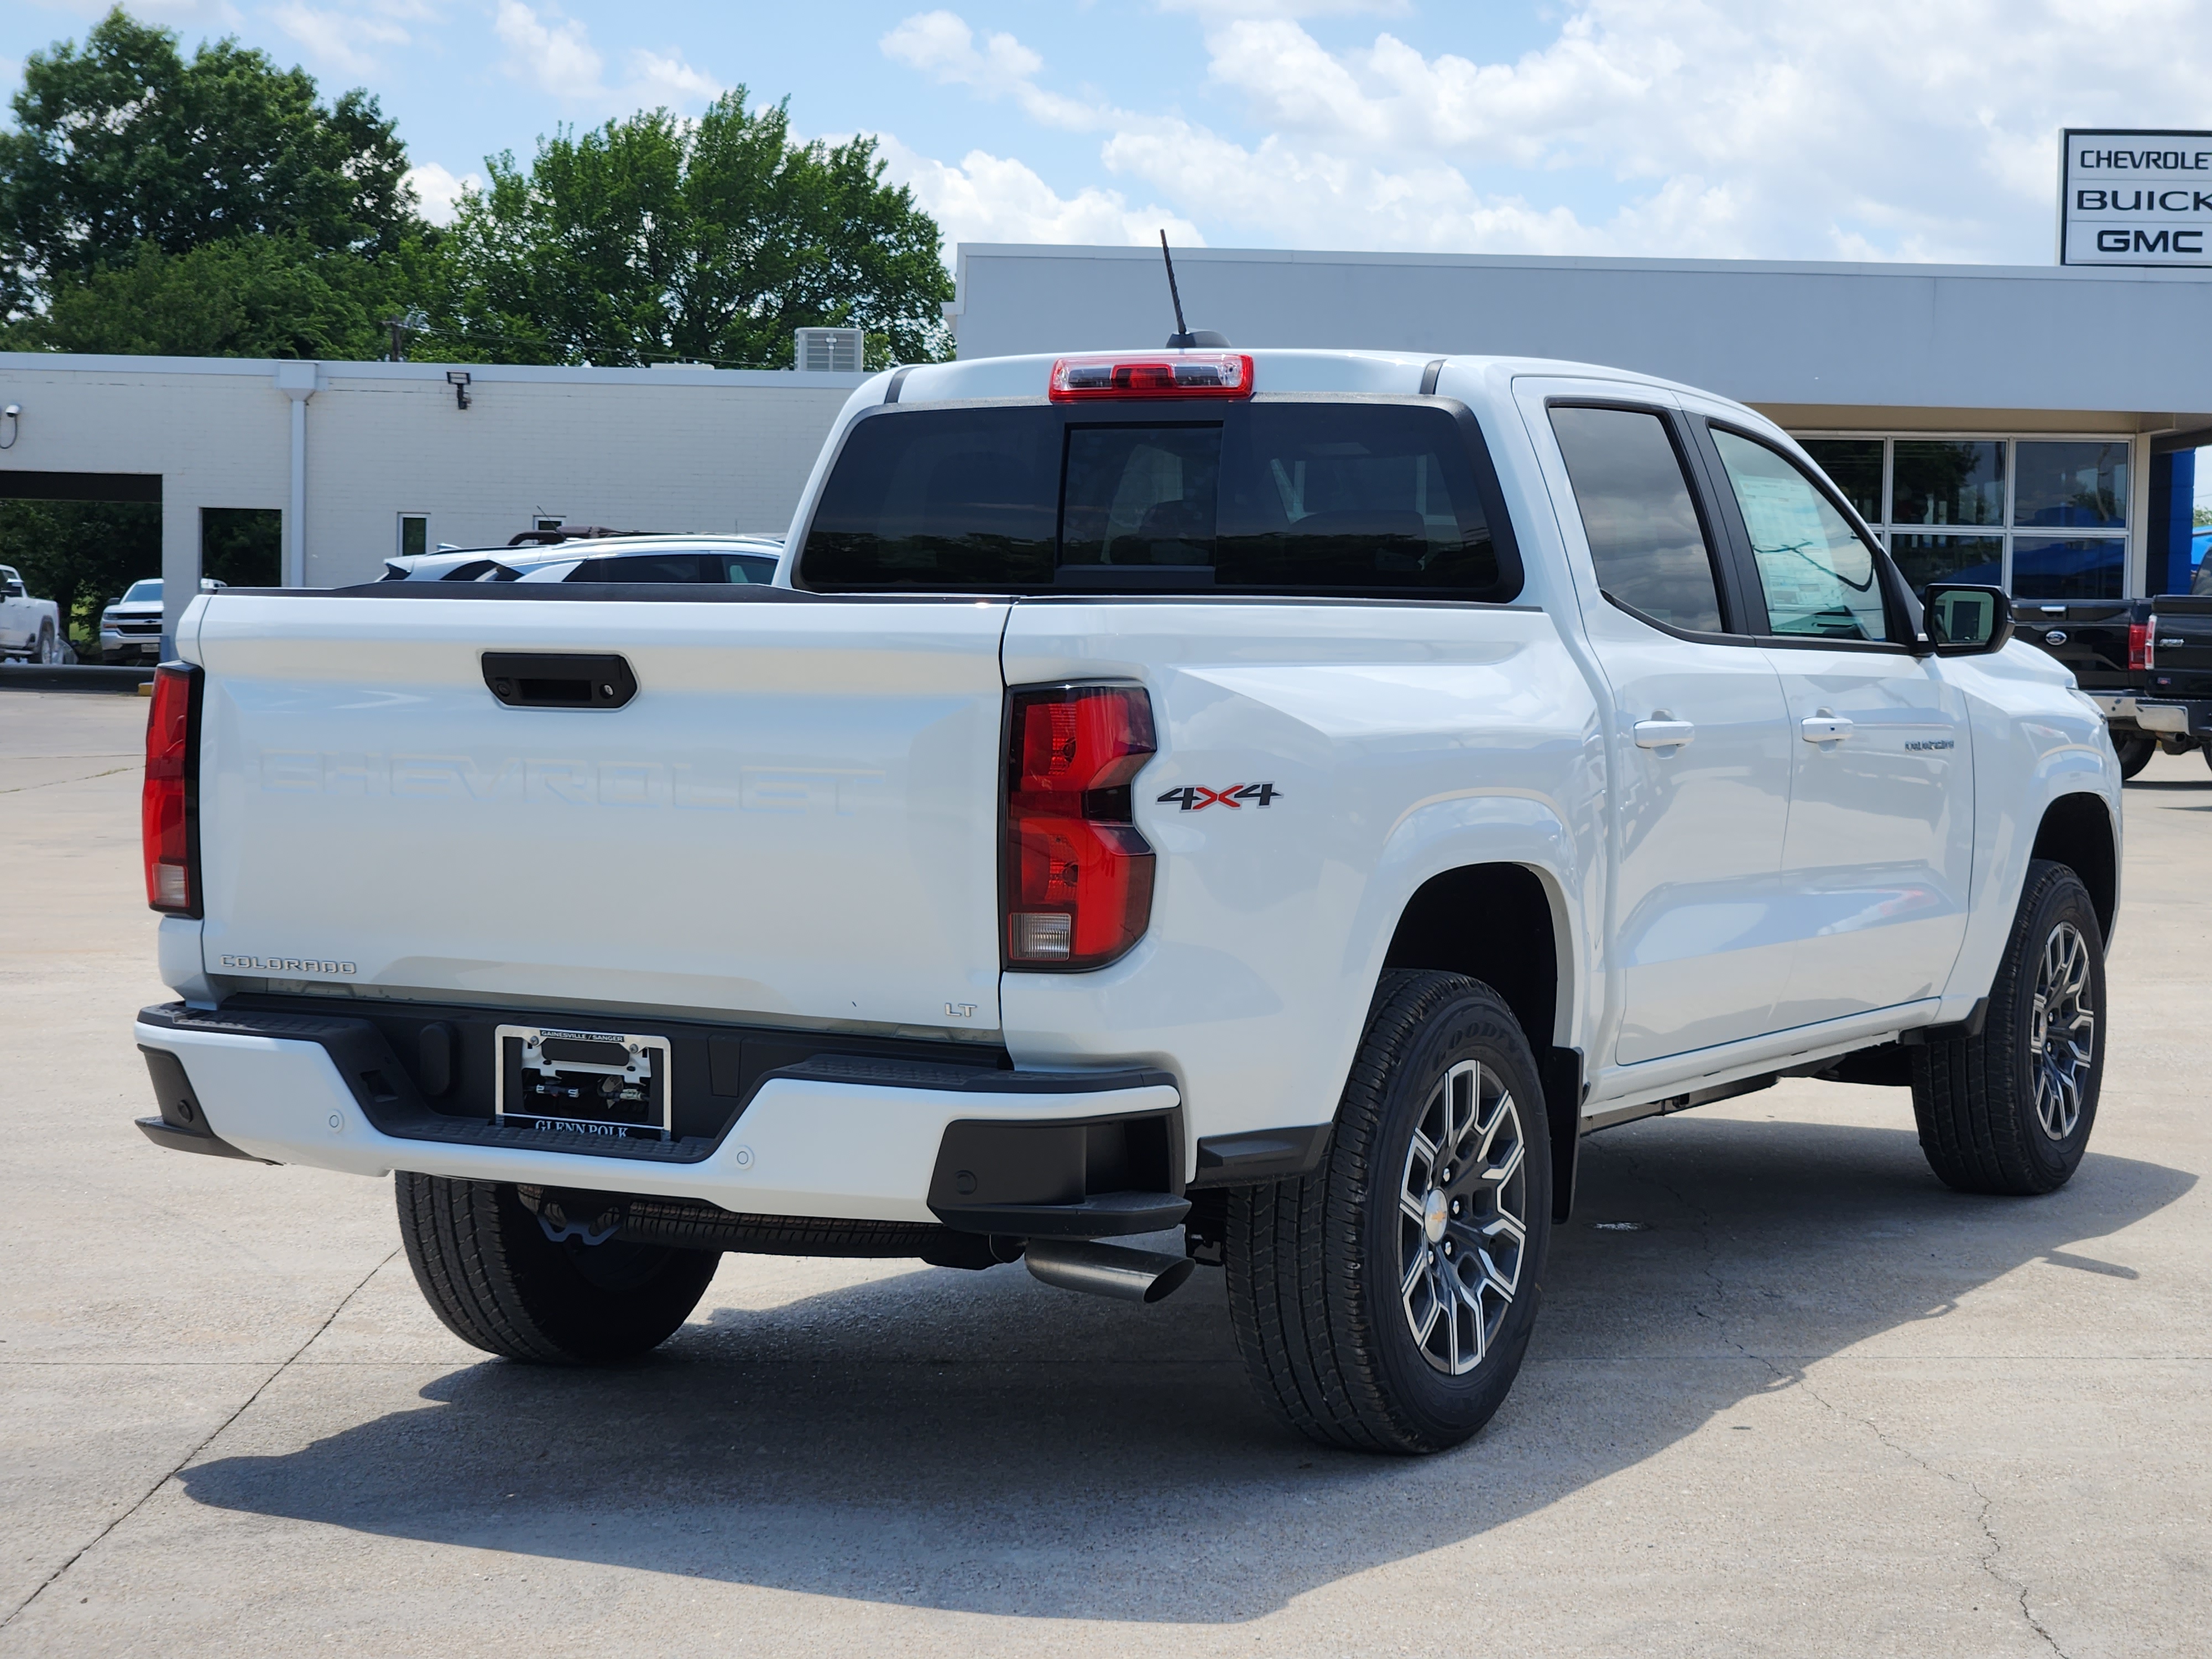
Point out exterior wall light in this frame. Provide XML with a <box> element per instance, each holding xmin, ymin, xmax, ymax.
<box><xmin>0</xmin><ymin>404</ymin><xmax>18</xmax><ymax>449</ymax></box>
<box><xmin>446</xmin><ymin>371</ymin><xmax>472</xmax><ymax>410</ymax></box>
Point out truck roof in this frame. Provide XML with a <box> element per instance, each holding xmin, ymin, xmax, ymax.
<box><xmin>872</xmin><ymin>349</ymin><xmax>1739</xmax><ymax>412</ymax></box>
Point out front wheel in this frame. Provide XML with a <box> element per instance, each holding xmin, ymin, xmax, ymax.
<box><xmin>1225</xmin><ymin>971</ymin><xmax>1551</xmax><ymax>1454</ymax></box>
<box><xmin>395</xmin><ymin>1174</ymin><xmax>720</xmax><ymax>1363</ymax></box>
<box><xmin>1911</xmin><ymin>860</ymin><xmax>2104</xmax><ymax>1195</ymax></box>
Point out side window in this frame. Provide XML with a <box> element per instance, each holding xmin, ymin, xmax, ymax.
<box><xmin>1548</xmin><ymin>405</ymin><xmax>1726</xmax><ymax>633</ymax></box>
<box><xmin>566</xmin><ymin>554</ymin><xmax>709</xmax><ymax>582</ymax></box>
<box><xmin>1709</xmin><ymin>429</ymin><xmax>1896</xmax><ymax>643</ymax></box>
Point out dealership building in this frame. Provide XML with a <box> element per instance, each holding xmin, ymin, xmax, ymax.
<box><xmin>5</xmin><ymin>236</ymin><xmax>2212</xmax><ymax>653</ymax></box>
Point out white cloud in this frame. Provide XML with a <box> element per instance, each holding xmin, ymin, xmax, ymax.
<box><xmin>268</xmin><ymin>2</ymin><xmax>426</xmax><ymax>77</ymax></box>
<box><xmin>880</xmin><ymin>11</ymin><xmax>1100</xmax><ymax>129</ymax></box>
<box><xmin>884</xmin><ymin>2</ymin><xmax>2212</xmax><ymax>265</ymax></box>
<box><xmin>404</xmin><ymin>160</ymin><xmax>481</xmax><ymax>225</ymax></box>
<box><xmin>492</xmin><ymin>0</ymin><xmax>718</xmax><ymax>111</ymax></box>
<box><xmin>874</xmin><ymin>134</ymin><xmax>1201</xmax><ymax>252</ymax></box>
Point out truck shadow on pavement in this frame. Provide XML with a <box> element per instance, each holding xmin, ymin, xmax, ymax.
<box><xmin>179</xmin><ymin>1112</ymin><xmax>2193</xmax><ymax>1622</ymax></box>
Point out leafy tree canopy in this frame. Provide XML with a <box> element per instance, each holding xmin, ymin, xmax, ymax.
<box><xmin>431</xmin><ymin>92</ymin><xmax>950</xmax><ymax>369</ymax></box>
<box><xmin>10</xmin><ymin>234</ymin><xmax>424</xmax><ymax>359</ymax></box>
<box><xmin>0</xmin><ymin>8</ymin><xmax>416</xmax><ymax>321</ymax></box>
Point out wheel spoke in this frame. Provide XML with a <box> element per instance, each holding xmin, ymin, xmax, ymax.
<box><xmin>1402</xmin><ymin>1243</ymin><xmax>1430</xmax><ymax>1300</ymax></box>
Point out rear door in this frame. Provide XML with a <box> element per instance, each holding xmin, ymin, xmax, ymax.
<box><xmin>192</xmin><ymin>592</ymin><xmax>1010</xmax><ymax>1032</ymax></box>
<box><xmin>1517</xmin><ymin>379</ymin><xmax>1795</xmax><ymax>1065</ymax></box>
<box><xmin>1692</xmin><ymin>413</ymin><xmax>1973</xmax><ymax>1026</ymax></box>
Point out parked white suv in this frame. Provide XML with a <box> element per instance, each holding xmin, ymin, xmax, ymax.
<box><xmin>130</xmin><ymin>348</ymin><xmax>2119</xmax><ymax>1453</ymax></box>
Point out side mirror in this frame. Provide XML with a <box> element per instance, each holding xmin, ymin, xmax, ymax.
<box><xmin>1923</xmin><ymin>584</ymin><xmax>2013</xmax><ymax>654</ymax></box>
<box><xmin>3</xmin><ymin>581</ymin><xmax>23</xmax><ymax>598</ymax></box>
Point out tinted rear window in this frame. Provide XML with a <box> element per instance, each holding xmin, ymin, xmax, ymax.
<box><xmin>799</xmin><ymin>401</ymin><xmax>1518</xmax><ymax>599</ymax></box>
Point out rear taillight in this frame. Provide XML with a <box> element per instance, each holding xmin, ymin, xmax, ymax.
<box><xmin>1048</xmin><ymin>352</ymin><xmax>1253</xmax><ymax>401</ymax></box>
<box><xmin>143</xmin><ymin>662</ymin><xmax>201</xmax><ymax>915</ymax></box>
<box><xmin>2130</xmin><ymin>622</ymin><xmax>2152</xmax><ymax>671</ymax></box>
<box><xmin>1004</xmin><ymin>685</ymin><xmax>1156</xmax><ymax>969</ymax></box>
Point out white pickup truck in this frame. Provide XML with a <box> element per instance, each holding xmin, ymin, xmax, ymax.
<box><xmin>0</xmin><ymin>564</ymin><xmax>64</xmax><ymax>663</ymax></box>
<box><xmin>132</xmin><ymin>348</ymin><xmax>2120</xmax><ymax>1454</ymax></box>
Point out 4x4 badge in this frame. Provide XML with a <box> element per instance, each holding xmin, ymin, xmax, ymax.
<box><xmin>1157</xmin><ymin>783</ymin><xmax>1281</xmax><ymax>811</ymax></box>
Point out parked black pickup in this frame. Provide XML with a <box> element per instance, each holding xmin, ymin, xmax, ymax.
<box><xmin>2011</xmin><ymin>595</ymin><xmax>2212</xmax><ymax>776</ymax></box>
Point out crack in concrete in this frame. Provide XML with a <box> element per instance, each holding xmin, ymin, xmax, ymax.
<box><xmin>0</xmin><ymin>1248</ymin><xmax>399</xmax><ymax>1633</ymax></box>
<box><xmin>0</xmin><ymin>765</ymin><xmax>131</xmax><ymax>795</ymax></box>
<box><xmin>1611</xmin><ymin>1140</ymin><xmax>2072</xmax><ymax>1658</ymax></box>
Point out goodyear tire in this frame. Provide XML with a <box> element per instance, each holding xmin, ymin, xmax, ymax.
<box><xmin>1911</xmin><ymin>860</ymin><xmax>2104</xmax><ymax>1196</ymax></box>
<box><xmin>395</xmin><ymin>1174</ymin><xmax>719</xmax><ymax>1363</ymax></box>
<box><xmin>1225</xmin><ymin>971</ymin><xmax>1551</xmax><ymax>1454</ymax></box>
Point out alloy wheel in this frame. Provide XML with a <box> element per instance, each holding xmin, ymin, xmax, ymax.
<box><xmin>2029</xmin><ymin>920</ymin><xmax>2096</xmax><ymax>1141</ymax></box>
<box><xmin>1397</xmin><ymin>1058</ymin><xmax>1528</xmax><ymax>1376</ymax></box>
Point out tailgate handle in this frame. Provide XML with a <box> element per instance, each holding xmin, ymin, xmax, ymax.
<box><xmin>482</xmin><ymin>652</ymin><xmax>637</xmax><ymax>709</ymax></box>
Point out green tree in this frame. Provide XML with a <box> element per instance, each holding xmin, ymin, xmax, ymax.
<box><xmin>11</xmin><ymin>234</ymin><xmax>419</xmax><ymax>359</ymax></box>
<box><xmin>430</xmin><ymin>93</ymin><xmax>951</xmax><ymax>369</ymax></box>
<box><xmin>0</xmin><ymin>7</ymin><xmax>422</xmax><ymax>351</ymax></box>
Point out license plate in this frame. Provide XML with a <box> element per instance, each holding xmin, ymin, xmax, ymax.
<box><xmin>494</xmin><ymin>1025</ymin><xmax>671</xmax><ymax>1141</ymax></box>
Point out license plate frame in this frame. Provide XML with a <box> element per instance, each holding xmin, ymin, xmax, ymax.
<box><xmin>494</xmin><ymin>1024</ymin><xmax>673</xmax><ymax>1142</ymax></box>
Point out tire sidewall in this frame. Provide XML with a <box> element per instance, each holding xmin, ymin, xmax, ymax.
<box><xmin>1349</xmin><ymin>981</ymin><xmax>1552</xmax><ymax>1449</ymax></box>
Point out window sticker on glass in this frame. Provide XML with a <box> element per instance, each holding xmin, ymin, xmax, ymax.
<box><xmin>1710</xmin><ymin>429</ymin><xmax>1892</xmax><ymax>643</ymax></box>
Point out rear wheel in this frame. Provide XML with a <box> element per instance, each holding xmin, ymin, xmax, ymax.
<box><xmin>1225</xmin><ymin>971</ymin><xmax>1551</xmax><ymax>1454</ymax></box>
<box><xmin>34</xmin><ymin>621</ymin><xmax>58</xmax><ymax>665</ymax></box>
<box><xmin>1911</xmin><ymin>860</ymin><xmax>2103</xmax><ymax>1196</ymax></box>
<box><xmin>2114</xmin><ymin>734</ymin><xmax>2155</xmax><ymax>779</ymax></box>
<box><xmin>395</xmin><ymin>1174</ymin><xmax>719</xmax><ymax>1363</ymax></box>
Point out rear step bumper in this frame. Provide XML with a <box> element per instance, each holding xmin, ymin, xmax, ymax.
<box><xmin>134</xmin><ymin>1004</ymin><xmax>1182</xmax><ymax>1232</ymax></box>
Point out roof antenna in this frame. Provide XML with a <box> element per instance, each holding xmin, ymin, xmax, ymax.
<box><xmin>1160</xmin><ymin>230</ymin><xmax>1229</xmax><ymax>349</ymax></box>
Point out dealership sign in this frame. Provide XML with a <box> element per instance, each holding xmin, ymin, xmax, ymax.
<box><xmin>2061</xmin><ymin>128</ymin><xmax>2212</xmax><ymax>265</ymax></box>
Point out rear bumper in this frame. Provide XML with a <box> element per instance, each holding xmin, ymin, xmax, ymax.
<box><xmin>133</xmin><ymin>1006</ymin><xmax>1182</xmax><ymax>1228</ymax></box>
<box><xmin>2094</xmin><ymin>694</ymin><xmax>2212</xmax><ymax>738</ymax></box>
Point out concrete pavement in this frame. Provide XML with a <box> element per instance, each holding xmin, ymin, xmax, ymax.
<box><xmin>2</xmin><ymin>687</ymin><xmax>2205</xmax><ymax>1656</ymax></box>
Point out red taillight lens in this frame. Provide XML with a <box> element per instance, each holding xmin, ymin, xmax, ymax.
<box><xmin>2129</xmin><ymin>622</ymin><xmax>2151</xmax><ymax>671</ymax></box>
<box><xmin>1048</xmin><ymin>352</ymin><xmax>1253</xmax><ymax>401</ymax></box>
<box><xmin>143</xmin><ymin>663</ymin><xmax>201</xmax><ymax>915</ymax></box>
<box><xmin>1004</xmin><ymin>685</ymin><xmax>1157</xmax><ymax>968</ymax></box>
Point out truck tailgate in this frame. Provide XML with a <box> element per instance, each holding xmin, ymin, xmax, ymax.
<box><xmin>191</xmin><ymin>593</ymin><xmax>1010</xmax><ymax>1031</ymax></box>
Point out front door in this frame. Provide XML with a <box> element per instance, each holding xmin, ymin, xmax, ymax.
<box><xmin>1695</xmin><ymin>416</ymin><xmax>1973</xmax><ymax>1025</ymax></box>
<box><xmin>1521</xmin><ymin>384</ymin><xmax>1796</xmax><ymax>1066</ymax></box>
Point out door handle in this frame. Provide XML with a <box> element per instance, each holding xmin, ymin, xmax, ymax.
<box><xmin>1801</xmin><ymin>714</ymin><xmax>1854</xmax><ymax>743</ymax></box>
<box><xmin>1632</xmin><ymin>718</ymin><xmax>1695</xmax><ymax>750</ymax></box>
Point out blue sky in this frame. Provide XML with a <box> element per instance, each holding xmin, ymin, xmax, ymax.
<box><xmin>6</xmin><ymin>1</ymin><xmax>2210</xmax><ymax>265</ymax></box>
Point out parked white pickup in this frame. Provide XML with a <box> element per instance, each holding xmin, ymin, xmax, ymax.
<box><xmin>132</xmin><ymin>348</ymin><xmax>2120</xmax><ymax>1452</ymax></box>
<box><xmin>0</xmin><ymin>565</ymin><xmax>63</xmax><ymax>663</ymax></box>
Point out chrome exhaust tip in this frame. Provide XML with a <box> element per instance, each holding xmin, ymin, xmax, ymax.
<box><xmin>1023</xmin><ymin>1238</ymin><xmax>1196</xmax><ymax>1304</ymax></box>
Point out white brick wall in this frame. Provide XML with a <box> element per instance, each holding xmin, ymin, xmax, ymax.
<box><xmin>0</xmin><ymin>353</ymin><xmax>871</xmax><ymax>638</ymax></box>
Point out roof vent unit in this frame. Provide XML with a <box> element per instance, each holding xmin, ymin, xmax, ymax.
<box><xmin>795</xmin><ymin>327</ymin><xmax>865</xmax><ymax>373</ymax></box>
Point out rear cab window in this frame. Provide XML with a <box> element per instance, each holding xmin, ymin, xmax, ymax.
<box><xmin>796</xmin><ymin>400</ymin><xmax>1521</xmax><ymax>600</ymax></box>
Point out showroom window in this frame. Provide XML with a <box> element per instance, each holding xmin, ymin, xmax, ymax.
<box><xmin>1795</xmin><ymin>436</ymin><xmax>2132</xmax><ymax>601</ymax></box>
